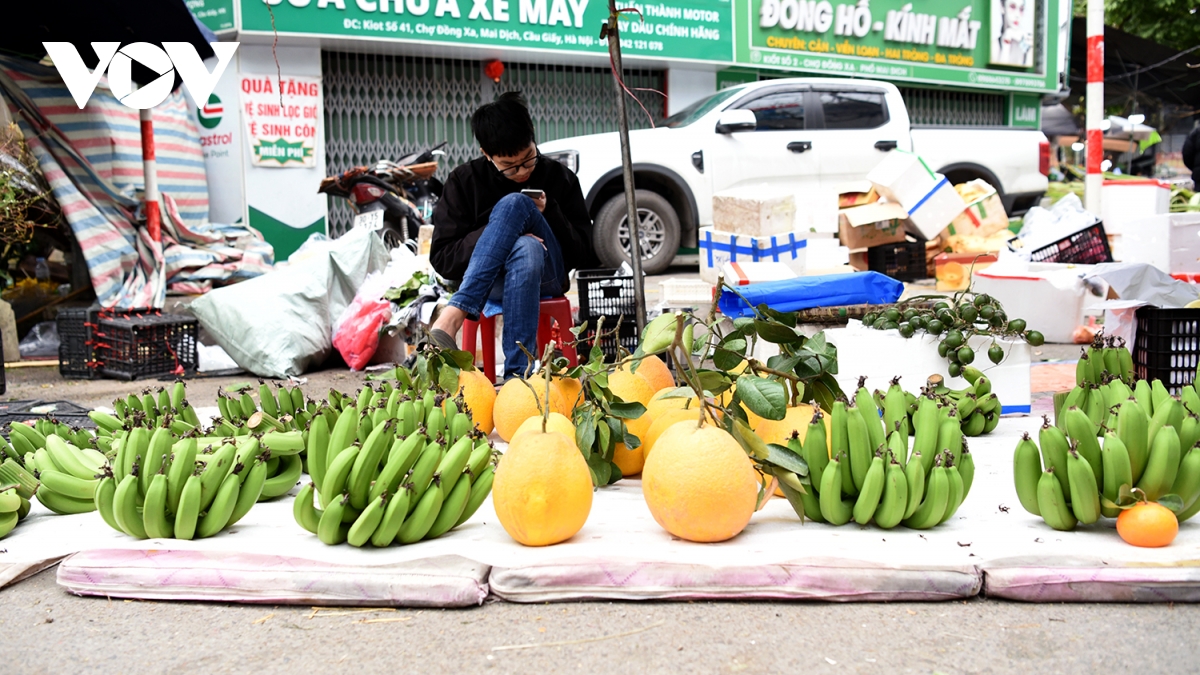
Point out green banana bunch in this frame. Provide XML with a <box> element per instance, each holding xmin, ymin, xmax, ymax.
<box><xmin>1076</xmin><ymin>335</ymin><xmax>1135</xmax><ymax>387</ymax></box>
<box><xmin>927</xmin><ymin>368</ymin><xmax>1001</xmax><ymax>437</ymax></box>
<box><xmin>0</xmin><ymin>482</ymin><xmax>30</xmax><ymax>539</ymax></box>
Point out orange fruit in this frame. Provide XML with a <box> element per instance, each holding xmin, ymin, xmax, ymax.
<box><xmin>513</xmin><ymin>412</ymin><xmax>576</xmax><ymax>442</ymax></box>
<box><xmin>553</xmin><ymin>376</ymin><xmax>584</xmax><ymax>411</ymax></box>
<box><xmin>642</xmin><ymin>407</ymin><xmax>713</xmax><ymax>460</ymax></box>
<box><xmin>1116</xmin><ymin>502</ymin><xmax>1178</xmax><ymax>548</ymax></box>
<box><xmin>493</xmin><ymin>430</ymin><xmax>593</xmax><ymax>546</ymax></box>
<box><xmin>494</xmin><ymin>378</ymin><xmax>567</xmax><ymax>442</ymax></box>
<box><xmin>627</xmin><ymin>354</ymin><xmax>674</xmax><ymax>393</ymax></box>
<box><xmin>642</xmin><ymin>422</ymin><xmax>758</xmax><ymax>543</ymax></box>
<box><xmin>451</xmin><ymin>369</ymin><xmax>496</xmax><ymax>435</ymax></box>
<box><xmin>612</xmin><ymin>442</ymin><xmax>643</xmax><ymax>477</ymax></box>
<box><xmin>607</xmin><ymin>370</ymin><xmax>656</xmax><ymax>440</ymax></box>
<box><xmin>645</xmin><ymin>388</ymin><xmax>700</xmax><ymax>419</ymax></box>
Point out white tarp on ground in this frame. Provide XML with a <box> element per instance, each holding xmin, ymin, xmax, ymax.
<box><xmin>4</xmin><ymin>418</ymin><xmax>1200</xmax><ymax>604</ymax></box>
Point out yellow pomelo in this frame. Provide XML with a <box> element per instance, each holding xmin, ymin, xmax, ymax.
<box><xmin>493</xmin><ymin>430</ymin><xmax>593</xmax><ymax>546</ymax></box>
<box><xmin>513</xmin><ymin>412</ymin><xmax>576</xmax><ymax>442</ymax></box>
<box><xmin>494</xmin><ymin>378</ymin><xmax>568</xmax><ymax>442</ymax></box>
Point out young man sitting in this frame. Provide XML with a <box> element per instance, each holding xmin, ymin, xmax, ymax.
<box><xmin>428</xmin><ymin>92</ymin><xmax>598</xmax><ymax>380</ymax></box>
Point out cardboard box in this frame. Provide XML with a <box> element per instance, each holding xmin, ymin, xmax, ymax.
<box><xmin>698</xmin><ymin>228</ymin><xmax>807</xmax><ymax>285</ymax></box>
<box><xmin>934</xmin><ymin>251</ymin><xmax>998</xmax><ymax>291</ymax></box>
<box><xmin>906</xmin><ymin>176</ymin><xmax>968</xmax><ymax>241</ymax></box>
<box><xmin>866</xmin><ymin>149</ymin><xmax>940</xmax><ymax>208</ymax></box>
<box><xmin>837</xmin><ymin>202</ymin><xmax>909</xmax><ymax>250</ymax></box>
<box><xmin>837</xmin><ymin>180</ymin><xmax>880</xmax><ymax>208</ymax></box>
<box><xmin>826</xmin><ymin>324</ymin><xmax>1031</xmax><ymax>414</ymax></box>
<box><xmin>848</xmin><ymin>249</ymin><xmax>869</xmax><ymax>271</ymax></box>
<box><xmin>712</xmin><ymin>185</ymin><xmax>796</xmax><ymax>238</ymax></box>
<box><xmin>941</xmin><ymin>180</ymin><xmax>1009</xmax><ymax>239</ymax></box>
<box><xmin>721</xmin><ymin>261</ymin><xmax>797</xmax><ymax>286</ymax></box>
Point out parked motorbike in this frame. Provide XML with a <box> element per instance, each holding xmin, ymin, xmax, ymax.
<box><xmin>319</xmin><ymin>142</ymin><xmax>447</xmax><ymax>250</ymax></box>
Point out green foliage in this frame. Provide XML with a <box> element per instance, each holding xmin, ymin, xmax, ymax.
<box><xmin>1074</xmin><ymin>0</ymin><xmax>1200</xmax><ymax>52</ymax></box>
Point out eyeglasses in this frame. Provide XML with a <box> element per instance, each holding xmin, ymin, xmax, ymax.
<box><xmin>493</xmin><ymin>152</ymin><xmax>540</xmax><ymax>177</ymax></box>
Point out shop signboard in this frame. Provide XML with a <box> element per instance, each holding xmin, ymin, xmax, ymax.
<box><xmin>240</xmin><ymin>0</ymin><xmax>734</xmax><ymax>63</ymax></box>
<box><xmin>733</xmin><ymin>0</ymin><xmax>1060</xmax><ymax>93</ymax></box>
<box><xmin>188</xmin><ymin>0</ymin><xmax>237</xmax><ymax>33</ymax></box>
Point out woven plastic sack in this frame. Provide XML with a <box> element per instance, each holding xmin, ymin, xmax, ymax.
<box><xmin>718</xmin><ymin>271</ymin><xmax>904</xmax><ymax>318</ymax></box>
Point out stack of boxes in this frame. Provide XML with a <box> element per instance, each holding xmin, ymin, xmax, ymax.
<box><xmin>838</xmin><ymin>150</ymin><xmax>971</xmax><ymax>282</ymax></box>
<box><xmin>698</xmin><ymin>185</ymin><xmax>809</xmax><ymax>285</ymax></box>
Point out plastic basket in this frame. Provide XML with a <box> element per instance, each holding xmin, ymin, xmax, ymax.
<box><xmin>867</xmin><ymin>240</ymin><xmax>927</xmax><ymax>282</ymax></box>
<box><xmin>95</xmin><ymin>313</ymin><xmax>198</xmax><ymax>381</ymax></box>
<box><xmin>57</xmin><ymin>307</ymin><xmax>155</xmax><ymax>379</ymax></box>
<box><xmin>1027</xmin><ymin>222</ymin><xmax>1113</xmax><ymax>265</ymax></box>
<box><xmin>577</xmin><ymin>268</ymin><xmax>637</xmax><ymax>321</ymax></box>
<box><xmin>0</xmin><ymin>400</ymin><xmax>96</xmax><ymax>430</ymax></box>
<box><xmin>1133</xmin><ymin>306</ymin><xmax>1200</xmax><ymax>394</ymax></box>
<box><xmin>660</xmin><ymin>278</ymin><xmax>713</xmax><ymax>308</ymax></box>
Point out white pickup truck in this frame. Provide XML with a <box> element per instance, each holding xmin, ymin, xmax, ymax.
<box><xmin>540</xmin><ymin>77</ymin><xmax>1050</xmax><ymax>274</ymax></box>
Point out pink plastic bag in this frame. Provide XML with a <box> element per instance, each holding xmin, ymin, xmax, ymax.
<box><xmin>332</xmin><ymin>297</ymin><xmax>392</xmax><ymax>370</ymax></box>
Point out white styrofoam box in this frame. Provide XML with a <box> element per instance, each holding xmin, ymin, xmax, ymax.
<box><xmin>866</xmin><ymin>149</ymin><xmax>940</xmax><ymax>209</ymax></box>
<box><xmin>972</xmin><ymin>262</ymin><xmax>1091</xmax><ymax>344</ymax></box>
<box><xmin>659</xmin><ymin>278</ymin><xmax>714</xmax><ymax>308</ymax></box>
<box><xmin>825</xmin><ymin>323</ymin><xmax>1032</xmax><ymax>414</ymax></box>
<box><xmin>906</xmin><ymin>175</ymin><xmax>969</xmax><ymax>240</ymax></box>
<box><xmin>721</xmin><ymin>261</ymin><xmax>797</xmax><ymax>286</ymax></box>
<box><xmin>805</xmin><ymin>237</ymin><xmax>851</xmax><ymax>271</ymax></box>
<box><xmin>698</xmin><ymin>227</ymin><xmax>807</xmax><ymax>285</ymax></box>
<box><xmin>794</xmin><ymin>186</ymin><xmax>840</xmax><ymax>234</ymax></box>
<box><xmin>1101</xmin><ymin>179</ymin><xmax>1171</xmax><ymax>237</ymax></box>
<box><xmin>712</xmin><ymin>185</ymin><xmax>796</xmax><ymax>238</ymax></box>
<box><xmin>1113</xmin><ymin>213</ymin><xmax>1200</xmax><ymax>273</ymax></box>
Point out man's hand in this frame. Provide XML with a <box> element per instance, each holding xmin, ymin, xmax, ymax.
<box><xmin>531</xmin><ymin>192</ymin><xmax>547</xmax><ymax>213</ymax></box>
<box><xmin>524</xmin><ymin>233</ymin><xmax>546</xmax><ymax>250</ymax></box>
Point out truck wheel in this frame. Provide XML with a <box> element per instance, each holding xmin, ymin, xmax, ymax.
<box><xmin>593</xmin><ymin>190</ymin><xmax>681</xmax><ymax>275</ymax></box>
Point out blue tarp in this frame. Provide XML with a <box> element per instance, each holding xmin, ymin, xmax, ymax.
<box><xmin>718</xmin><ymin>272</ymin><xmax>905</xmax><ymax>318</ymax></box>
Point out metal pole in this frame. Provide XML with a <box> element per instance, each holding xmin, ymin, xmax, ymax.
<box><xmin>1084</xmin><ymin>0</ymin><xmax>1104</xmax><ymax>215</ymax></box>
<box><xmin>606</xmin><ymin>1</ymin><xmax>646</xmax><ymax>334</ymax></box>
<box><xmin>139</xmin><ymin>108</ymin><xmax>161</xmax><ymax>243</ymax></box>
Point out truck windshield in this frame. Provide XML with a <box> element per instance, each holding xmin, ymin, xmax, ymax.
<box><xmin>664</xmin><ymin>87</ymin><xmax>744</xmax><ymax>128</ymax></box>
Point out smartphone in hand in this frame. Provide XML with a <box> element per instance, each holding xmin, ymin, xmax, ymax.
<box><xmin>520</xmin><ymin>189</ymin><xmax>545</xmax><ymax>199</ymax></box>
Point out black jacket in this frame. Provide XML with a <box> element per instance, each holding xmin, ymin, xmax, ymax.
<box><xmin>430</xmin><ymin>156</ymin><xmax>598</xmax><ymax>283</ymax></box>
<box><xmin>1184</xmin><ymin>126</ymin><xmax>1200</xmax><ymax>183</ymax></box>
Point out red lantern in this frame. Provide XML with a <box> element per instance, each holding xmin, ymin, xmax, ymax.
<box><xmin>484</xmin><ymin>59</ymin><xmax>504</xmax><ymax>82</ymax></box>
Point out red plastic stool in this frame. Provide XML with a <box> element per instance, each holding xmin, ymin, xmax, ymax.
<box><xmin>462</xmin><ymin>296</ymin><xmax>578</xmax><ymax>383</ymax></box>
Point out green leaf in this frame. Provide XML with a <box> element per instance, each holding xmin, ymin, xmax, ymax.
<box><xmin>597</xmin><ymin>420</ymin><xmax>612</xmax><ymax>454</ymax></box>
<box><xmin>593</xmin><ymin>372</ymin><xmax>609</xmax><ymax>389</ymax></box>
<box><xmin>765</xmin><ymin>443</ymin><xmax>810</xmax><ymax>476</ymax></box>
<box><xmin>697</xmin><ymin>370</ymin><xmax>733</xmax><ymax>395</ymax></box>
<box><xmin>575</xmin><ymin>412</ymin><xmax>596</xmax><ymax>456</ymax></box>
<box><xmin>438</xmin><ymin>366</ymin><xmax>459</xmax><ymax>394</ymax></box>
<box><xmin>692</xmin><ymin>334</ymin><xmax>708</xmax><ymax>355</ymax></box>
<box><xmin>607</xmin><ymin>401</ymin><xmax>647</xmax><ymax>420</ymax></box>
<box><xmin>623</xmin><ymin>430</ymin><xmax>642</xmax><ymax>450</ymax></box>
<box><xmin>730</xmin><ymin>418</ymin><xmax>770</xmax><ymax>460</ymax></box>
<box><xmin>588</xmin><ymin>454</ymin><xmax>612</xmax><ymax>486</ymax></box>
<box><xmin>766</xmin><ymin>354</ymin><xmax>803</xmax><ymax>374</ymax></box>
<box><xmin>719</xmin><ymin>337</ymin><xmax>747</xmax><ymax>354</ymax></box>
<box><xmin>713</xmin><ymin>348</ymin><xmax>744</xmax><ymax>372</ymax></box>
<box><xmin>733</xmin><ymin>317</ymin><xmax>756</xmax><ymax>335</ymax></box>
<box><xmin>444</xmin><ymin>349</ymin><xmax>475</xmax><ymax>370</ymax></box>
<box><xmin>590</xmin><ymin>342</ymin><xmax>605</xmax><ymax>364</ymax></box>
<box><xmin>1158</xmin><ymin>493</ymin><xmax>1186</xmax><ymax>513</ymax></box>
<box><xmin>762</xmin><ymin>306</ymin><xmax>798</xmax><ymax>327</ymax></box>
<box><xmin>658</xmin><ymin>386</ymin><xmax>697</xmax><ymax>400</ymax></box>
<box><xmin>754</xmin><ymin>319</ymin><xmax>801</xmax><ymax>344</ymax></box>
<box><xmin>735</xmin><ymin>375</ymin><xmax>788</xmax><ymax>421</ymax></box>
<box><xmin>605</xmin><ymin>460</ymin><xmax>623</xmax><ymax>485</ymax></box>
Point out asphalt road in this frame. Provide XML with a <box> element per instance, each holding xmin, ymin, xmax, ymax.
<box><xmin>3</xmin><ymin>567</ymin><xmax>1199</xmax><ymax>674</ymax></box>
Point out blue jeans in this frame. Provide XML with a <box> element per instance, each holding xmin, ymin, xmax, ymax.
<box><xmin>449</xmin><ymin>193</ymin><xmax>567</xmax><ymax>380</ymax></box>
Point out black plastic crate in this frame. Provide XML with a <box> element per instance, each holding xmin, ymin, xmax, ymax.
<box><xmin>95</xmin><ymin>313</ymin><xmax>198</xmax><ymax>380</ymax></box>
<box><xmin>1028</xmin><ymin>222</ymin><xmax>1113</xmax><ymax>265</ymax></box>
<box><xmin>577</xmin><ymin>268</ymin><xmax>637</xmax><ymax>321</ymax></box>
<box><xmin>579</xmin><ymin>317</ymin><xmax>639</xmax><ymax>364</ymax></box>
<box><xmin>0</xmin><ymin>399</ymin><xmax>96</xmax><ymax>430</ymax></box>
<box><xmin>1133</xmin><ymin>306</ymin><xmax>1200</xmax><ymax>394</ymax></box>
<box><xmin>867</xmin><ymin>240</ymin><xmax>927</xmax><ymax>282</ymax></box>
<box><xmin>57</xmin><ymin>307</ymin><xmax>155</xmax><ymax>379</ymax></box>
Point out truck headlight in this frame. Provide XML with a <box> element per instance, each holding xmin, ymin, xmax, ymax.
<box><xmin>543</xmin><ymin>150</ymin><xmax>579</xmax><ymax>174</ymax></box>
